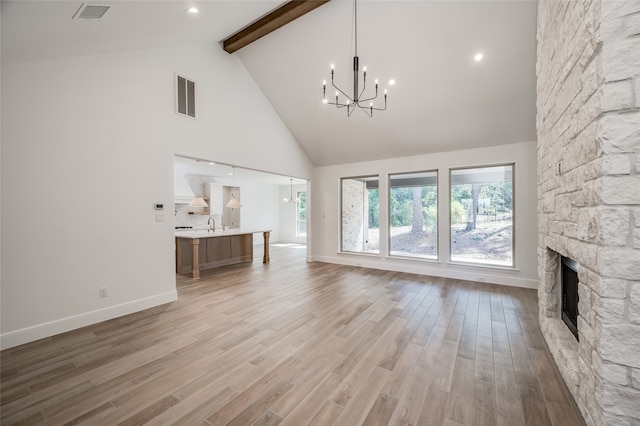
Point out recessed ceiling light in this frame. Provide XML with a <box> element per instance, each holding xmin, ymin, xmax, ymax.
<box><xmin>228</xmin><ymin>172</ymin><xmax>233</xmax><ymax>176</ymax></box>
<box><xmin>474</xmin><ymin>53</ymin><xmax>484</xmax><ymax>62</ymax></box>
<box><xmin>388</xmin><ymin>79</ymin><xmax>396</xmax><ymax>86</ymax></box>
<box><xmin>185</xmin><ymin>7</ymin><xmax>198</xmax><ymax>14</ymax></box>
<box><xmin>208</xmin><ymin>162</ymin><xmax>215</xmax><ymax>165</ymax></box>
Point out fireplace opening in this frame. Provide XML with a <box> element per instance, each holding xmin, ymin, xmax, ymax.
<box><xmin>561</xmin><ymin>256</ymin><xmax>579</xmax><ymax>340</ymax></box>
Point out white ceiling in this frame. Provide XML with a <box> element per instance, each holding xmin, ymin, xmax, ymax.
<box><xmin>1</xmin><ymin>0</ymin><xmax>538</xmax><ymax>167</ymax></box>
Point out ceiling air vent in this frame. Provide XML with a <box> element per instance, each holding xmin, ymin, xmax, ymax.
<box><xmin>72</xmin><ymin>3</ymin><xmax>110</xmax><ymax>19</ymax></box>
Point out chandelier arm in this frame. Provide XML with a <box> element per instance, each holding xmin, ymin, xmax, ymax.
<box><xmin>326</xmin><ymin>99</ymin><xmax>350</xmax><ymax>108</ymax></box>
<box><xmin>358</xmin><ymin>74</ymin><xmax>367</xmax><ymax>101</ymax></box>
<box><xmin>357</xmin><ymin>104</ymin><xmax>373</xmax><ymax>117</ymax></box>
<box><xmin>369</xmin><ymin>102</ymin><xmax>387</xmax><ymax>111</ymax></box>
<box><xmin>331</xmin><ymin>80</ymin><xmax>355</xmax><ymax>103</ymax></box>
<box><xmin>358</xmin><ymin>93</ymin><xmax>379</xmax><ymax>103</ymax></box>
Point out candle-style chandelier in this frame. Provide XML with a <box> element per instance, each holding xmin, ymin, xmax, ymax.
<box><xmin>283</xmin><ymin>179</ymin><xmax>299</xmax><ymax>205</ymax></box>
<box><xmin>322</xmin><ymin>0</ymin><xmax>388</xmax><ymax>117</ymax></box>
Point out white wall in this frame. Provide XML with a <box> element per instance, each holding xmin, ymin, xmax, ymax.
<box><xmin>239</xmin><ymin>181</ymin><xmax>282</xmax><ymax>246</ymax></box>
<box><xmin>279</xmin><ymin>183</ymin><xmax>307</xmax><ymax>244</ymax></box>
<box><xmin>312</xmin><ymin>141</ymin><xmax>538</xmax><ymax>288</ymax></box>
<box><xmin>0</xmin><ymin>43</ymin><xmax>313</xmax><ymax>349</ymax></box>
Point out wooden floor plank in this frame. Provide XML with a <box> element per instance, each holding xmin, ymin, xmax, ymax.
<box><xmin>306</xmin><ymin>400</ymin><xmax>344</xmax><ymax>426</ymax></box>
<box><xmin>416</xmin><ymin>384</ymin><xmax>449</xmax><ymax>426</ymax></box>
<box><xmin>0</xmin><ymin>245</ymin><xmax>583</xmax><ymax>426</ymax></box>
<box><xmin>362</xmin><ymin>392</ymin><xmax>398</xmax><ymax>426</ymax></box>
<box><xmin>444</xmin><ymin>356</ymin><xmax>474</xmax><ymax>424</ymax></box>
<box><xmin>334</xmin><ymin>366</ymin><xmax>390</xmax><ymax>426</ymax></box>
<box><xmin>471</xmin><ymin>378</ymin><xmax>497</xmax><ymax>426</ymax></box>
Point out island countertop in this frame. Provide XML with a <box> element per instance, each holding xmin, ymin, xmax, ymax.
<box><xmin>175</xmin><ymin>229</ymin><xmax>272</xmax><ymax>278</ymax></box>
<box><xmin>175</xmin><ymin>229</ymin><xmax>271</xmax><ymax>239</ymax></box>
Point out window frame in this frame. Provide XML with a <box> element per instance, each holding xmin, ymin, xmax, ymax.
<box><xmin>448</xmin><ymin>163</ymin><xmax>516</xmax><ymax>269</ymax></box>
<box><xmin>339</xmin><ymin>175</ymin><xmax>380</xmax><ymax>255</ymax></box>
<box><xmin>296</xmin><ymin>190</ymin><xmax>307</xmax><ymax>237</ymax></box>
<box><xmin>387</xmin><ymin>169</ymin><xmax>439</xmax><ymax>262</ymax></box>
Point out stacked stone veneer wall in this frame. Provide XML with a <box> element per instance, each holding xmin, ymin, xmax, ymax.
<box><xmin>341</xmin><ymin>179</ymin><xmax>369</xmax><ymax>252</ymax></box>
<box><xmin>537</xmin><ymin>1</ymin><xmax>640</xmax><ymax>425</ymax></box>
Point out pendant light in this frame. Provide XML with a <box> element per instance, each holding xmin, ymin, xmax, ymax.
<box><xmin>226</xmin><ymin>195</ymin><xmax>242</xmax><ymax>209</ymax></box>
<box><xmin>283</xmin><ymin>179</ymin><xmax>299</xmax><ymax>204</ymax></box>
<box><xmin>322</xmin><ymin>0</ymin><xmax>389</xmax><ymax>117</ymax></box>
<box><xmin>225</xmin><ymin>167</ymin><xmax>242</xmax><ymax>208</ymax></box>
<box><xmin>190</xmin><ymin>196</ymin><xmax>208</xmax><ymax>208</ymax></box>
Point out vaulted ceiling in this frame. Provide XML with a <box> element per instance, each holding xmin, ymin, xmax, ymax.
<box><xmin>1</xmin><ymin>0</ymin><xmax>537</xmax><ymax>167</ymax></box>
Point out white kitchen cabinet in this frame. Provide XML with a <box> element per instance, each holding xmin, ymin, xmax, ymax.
<box><xmin>208</xmin><ymin>183</ymin><xmax>223</xmax><ymax>215</ymax></box>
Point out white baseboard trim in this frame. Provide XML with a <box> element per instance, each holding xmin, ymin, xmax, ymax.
<box><xmin>0</xmin><ymin>290</ymin><xmax>178</xmax><ymax>350</ymax></box>
<box><xmin>311</xmin><ymin>255</ymin><xmax>537</xmax><ymax>289</ymax></box>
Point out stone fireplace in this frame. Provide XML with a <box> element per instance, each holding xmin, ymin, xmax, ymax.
<box><xmin>537</xmin><ymin>0</ymin><xmax>640</xmax><ymax>425</ymax></box>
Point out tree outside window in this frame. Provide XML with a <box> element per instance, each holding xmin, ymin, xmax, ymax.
<box><xmin>388</xmin><ymin>171</ymin><xmax>438</xmax><ymax>259</ymax></box>
<box><xmin>450</xmin><ymin>164</ymin><xmax>514</xmax><ymax>267</ymax></box>
<box><xmin>296</xmin><ymin>191</ymin><xmax>307</xmax><ymax>236</ymax></box>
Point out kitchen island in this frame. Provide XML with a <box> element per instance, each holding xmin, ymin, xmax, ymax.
<box><xmin>175</xmin><ymin>229</ymin><xmax>271</xmax><ymax>278</ymax></box>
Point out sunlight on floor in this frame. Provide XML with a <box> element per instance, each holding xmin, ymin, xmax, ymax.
<box><xmin>272</xmin><ymin>243</ymin><xmax>306</xmax><ymax>249</ymax></box>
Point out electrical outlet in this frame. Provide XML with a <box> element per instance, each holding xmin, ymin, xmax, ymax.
<box><xmin>99</xmin><ymin>287</ymin><xmax>108</xmax><ymax>298</ymax></box>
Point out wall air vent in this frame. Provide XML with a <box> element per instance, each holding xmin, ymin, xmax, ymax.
<box><xmin>176</xmin><ymin>74</ymin><xmax>196</xmax><ymax>119</ymax></box>
<box><xmin>72</xmin><ymin>4</ymin><xmax>110</xmax><ymax>20</ymax></box>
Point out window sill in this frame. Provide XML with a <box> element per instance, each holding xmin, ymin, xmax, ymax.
<box><xmin>386</xmin><ymin>255</ymin><xmax>440</xmax><ymax>264</ymax></box>
<box><xmin>447</xmin><ymin>261</ymin><xmax>519</xmax><ymax>273</ymax></box>
<box><xmin>337</xmin><ymin>251</ymin><xmax>381</xmax><ymax>258</ymax></box>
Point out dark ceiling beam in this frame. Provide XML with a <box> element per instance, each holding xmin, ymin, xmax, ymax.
<box><xmin>222</xmin><ymin>0</ymin><xmax>330</xmax><ymax>54</ymax></box>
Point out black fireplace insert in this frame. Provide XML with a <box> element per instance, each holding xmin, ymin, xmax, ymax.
<box><xmin>561</xmin><ymin>256</ymin><xmax>579</xmax><ymax>340</ymax></box>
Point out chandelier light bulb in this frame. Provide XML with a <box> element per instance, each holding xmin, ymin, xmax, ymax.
<box><xmin>389</xmin><ymin>79</ymin><xmax>396</xmax><ymax>86</ymax></box>
<box><xmin>331</xmin><ymin>64</ymin><xmax>335</xmax><ymax>70</ymax></box>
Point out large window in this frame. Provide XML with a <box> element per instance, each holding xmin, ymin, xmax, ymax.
<box><xmin>341</xmin><ymin>176</ymin><xmax>380</xmax><ymax>254</ymax></box>
<box><xmin>388</xmin><ymin>171</ymin><xmax>438</xmax><ymax>259</ymax></box>
<box><xmin>296</xmin><ymin>191</ymin><xmax>307</xmax><ymax>236</ymax></box>
<box><xmin>450</xmin><ymin>164</ymin><xmax>514</xmax><ymax>267</ymax></box>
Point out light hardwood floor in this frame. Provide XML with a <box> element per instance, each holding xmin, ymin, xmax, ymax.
<box><xmin>1</xmin><ymin>244</ymin><xmax>584</xmax><ymax>426</ymax></box>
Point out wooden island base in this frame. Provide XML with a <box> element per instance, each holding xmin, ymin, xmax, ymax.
<box><xmin>176</xmin><ymin>230</ymin><xmax>271</xmax><ymax>279</ymax></box>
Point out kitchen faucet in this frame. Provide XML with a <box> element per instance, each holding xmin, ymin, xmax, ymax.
<box><xmin>207</xmin><ymin>216</ymin><xmax>215</xmax><ymax>232</ymax></box>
